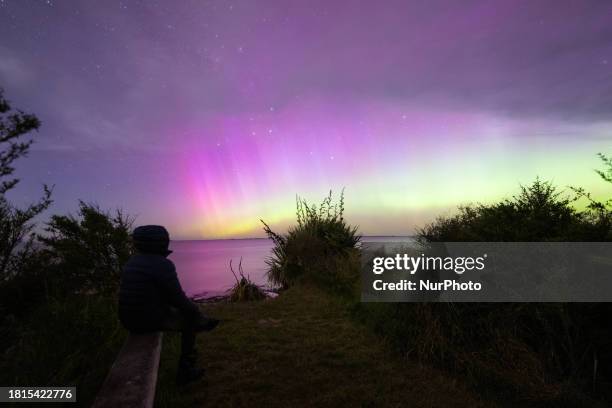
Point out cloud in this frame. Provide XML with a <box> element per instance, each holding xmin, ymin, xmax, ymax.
<box><xmin>0</xmin><ymin>47</ymin><xmax>33</xmax><ymax>86</ymax></box>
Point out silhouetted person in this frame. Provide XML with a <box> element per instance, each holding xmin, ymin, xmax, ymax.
<box><xmin>119</xmin><ymin>225</ymin><xmax>219</xmax><ymax>385</ymax></box>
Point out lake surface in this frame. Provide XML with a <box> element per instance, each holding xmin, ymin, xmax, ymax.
<box><xmin>169</xmin><ymin>237</ymin><xmax>415</xmax><ymax>297</ymax></box>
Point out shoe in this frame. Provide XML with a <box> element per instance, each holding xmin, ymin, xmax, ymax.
<box><xmin>197</xmin><ymin>316</ymin><xmax>220</xmax><ymax>332</ymax></box>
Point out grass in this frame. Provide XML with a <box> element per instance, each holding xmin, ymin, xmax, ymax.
<box><xmin>0</xmin><ymin>295</ymin><xmax>126</xmax><ymax>407</ymax></box>
<box><xmin>352</xmin><ymin>302</ymin><xmax>609</xmax><ymax>406</ymax></box>
<box><xmin>155</xmin><ymin>285</ymin><xmax>494</xmax><ymax>408</ymax></box>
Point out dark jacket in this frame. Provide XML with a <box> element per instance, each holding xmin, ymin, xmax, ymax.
<box><xmin>119</xmin><ymin>253</ymin><xmax>199</xmax><ymax>332</ymax></box>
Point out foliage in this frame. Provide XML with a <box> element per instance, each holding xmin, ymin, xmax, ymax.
<box><xmin>353</xmin><ymin>301</ymin><xmax>612</xmax><ymax>404</ymax></box>
<box><xmin>418</xmin><ymin>178</ymin><xmax>611</xmax><ymax>242</ymax></box>
<box><xmin>0</xmin><ymin>89</ymin><xmax>52</xmax><ymax>282</ymax></box>
<box><xmin>570</xmin><ymin>153</ymin><xmax>612</xmax><ymax>239</ymax></box>
<box><xmin>261</xmin><ymin>189</ymin><xmax>361</xmax><ymax>295</ymax></box>
<box><xmin>228</xmin><ymin>258</ymin><xmax>267</xmax><ymax>302</ymax></box>
<box><xmin>0</xmin><ymin>88</ymin><xmax>41</xmax><ymax>194</ymax></box>
<box><xmin>355</xmin><ymin>174</ymin><xmax>612</xmax><ymax>401</ymax></box>
<box><xmin>595</xmin><ymin>152</ymin><xmax>612</xmax><ymax>184</ymax></box>
<box><xmin>0</xmin><ymin>295</ymin><xmax>126</xmax><ymax>407</ymax></box>
<box><xmin>0</xmin><ymin>89</ymin><xmax>133</xmax><ymax>406</ymax></box>
<box><xmin>1</xmin><ymin>201</ymin><xmax>134</xmax><ymax>406</ymax></box>
<box><xmin>38</xmin><ymin>201</ymin><xmax>134</xmax><ymax>296</ymax></box>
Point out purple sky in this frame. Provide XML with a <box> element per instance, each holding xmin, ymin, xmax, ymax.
<box><xmin>1</xmin><ymin>1</ymin><xmax>611</xmax><ymax>238</ymax></box>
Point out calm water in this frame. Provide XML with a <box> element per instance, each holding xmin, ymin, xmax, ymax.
<box><xmin>169</xmin><ymin>237</ymin><xmax>415</xmax><ymax>297</ymax></box>
<box><xmin>169</xmin><ymin>239</ymin><xmax>273</xmax><ymax>297</ymax></box>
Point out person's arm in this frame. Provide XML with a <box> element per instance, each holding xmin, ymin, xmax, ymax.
<box><xmin>156</xmin><ymin>260</ymin><xmax>200</xmax><ymax>317</ymax></box>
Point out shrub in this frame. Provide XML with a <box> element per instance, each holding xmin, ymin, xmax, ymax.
<box><xmin>262</xmin><ymin>189</ymin><xmax>361</xmax><ymax>295</ymax></box>
<box><xmin>38</xmin><ymin>201</ymin><xmax>134</xmax><ymax>296</ymax></box>
<box><xmin>418</xmin><ymin>178</ymin><xmax>611</xmax><ymax>243</ymax></box>
<box><xmin>0</xmin><ymin>89</ymin><xmax>132</xmax><ymax>405</ymax></box>
<box><xmin>0</xmin><ymin>295</ymin><xmax>126</xmax><ymax>406</ymax></box>
<box><xmin>0</xmin><ymin>89</ymin><xmax>53</xmax><ymax>319</ymax></box>
<box><xmin>1</xmin><ymin>204</ymin><xmax>134</xmax><ymax>405</ymax></box>
<box><xmin>355</xmin><ymin>176</ymin><xmax>612</xmax><ymax>403</ymax></box>
<box><xmin>228</xmin><ymin>258</ymin><xmax>267</xmax><ymax>302</ymax></box>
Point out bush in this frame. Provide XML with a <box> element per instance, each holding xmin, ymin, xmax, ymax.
<box><xmin>418</xmin><ymin>178</ymin><xmax>611</xmax><ymax>243</ymax></box>
<box><xmin>0</xmin><ymin>248</ymin><xmax>55</xmax><ymax>318</ymax></box>
<box><xmin>0</xmin><ymin>204</ymin><xmax>134</xmax><ymax>406</ymax></box>
<box><xmin>0</xmin><ymin>88</ymin><xmax>52</xmax><ymax>304</ymax></box>
<box><xmin>262</xmin><ymin>190</ymin><xmax>361</xmax><ymax>295</ymax></box>
<box><xmin>353</xmin><ymin>301</ymin><xmax>612</xmax><ymax>403</ymax></box>
<box><xmin>355</xmin><ymin>176</ymin><xmax>612</xmax><ymax>403</ymax></box>
<box><xmin>0</xmin><ymin>295</ymin><xmax>126</xmax><ymax>407</ymax></box>
<box><xmin>0</xmin><ymin>89</ymin><xmax>132</xmax><ymax>405</ymax></box>
<box><xmin>38</xmin><ymin>201</ymin><xmax>134</xmax><ymax>296</ymax></box>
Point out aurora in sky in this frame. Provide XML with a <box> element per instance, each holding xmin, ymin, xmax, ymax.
<box><xmin>1</xmin><ymin>1</ymin><xmax>611</xmax><ymax>238</ymax></box>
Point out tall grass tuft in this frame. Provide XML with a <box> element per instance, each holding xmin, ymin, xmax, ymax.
<box><xmin>227</xmin><ymin>258</ymin><xmax>267</xmax><ymax>302</ymax></box>
<box><xmin>261</xmin><ymin>189</ymin><xmax>361</xmax><ymax>295</ymax></box>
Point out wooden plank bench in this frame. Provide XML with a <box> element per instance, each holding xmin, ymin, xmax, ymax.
<box><xmin>92</xmin><ymin>332</ymin><xmax>163</xmax><ymax>408</ymax></box>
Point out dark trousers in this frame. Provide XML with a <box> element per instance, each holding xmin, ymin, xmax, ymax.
<box><xmin>159</xmin><ymin>308</ymin><xmax>200</xmax><ymax>362</ymax></box>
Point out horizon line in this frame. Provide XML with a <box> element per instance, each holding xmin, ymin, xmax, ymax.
<box><xmin>170</xmin><ymin>234</ymin><xmax>417</xmax><ymax>242</ymax></box>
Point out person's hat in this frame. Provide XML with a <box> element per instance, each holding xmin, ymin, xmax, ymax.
<box><xmin>132</xmin><ymin>225</ymin><xmax>172</xmax><ymax>256</ymax></box>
